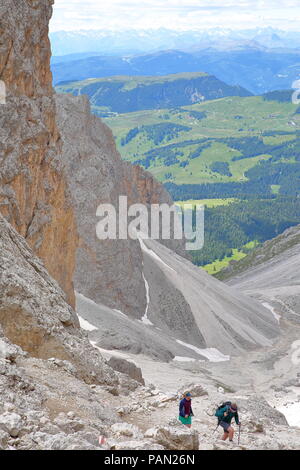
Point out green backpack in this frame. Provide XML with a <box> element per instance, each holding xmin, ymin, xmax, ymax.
<box><xmin>215</xmin><ymin>401</ymin><xmax>232</xmax><ymax>423</ymax></box>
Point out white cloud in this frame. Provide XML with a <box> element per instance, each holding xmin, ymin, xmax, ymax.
<box><xmin>50</xmin><ymin>0</ymin><xmax>300</xmax><ymax>32</ymax></box>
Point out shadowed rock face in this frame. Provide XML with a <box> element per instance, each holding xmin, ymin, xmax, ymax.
<box><xmin>54</xmin><ymin>94</ymin><xmax>146</xmax><ymax>317</ymax></box>
<box><xmin>0</xmin><ymin>0</ymin><xmax>77</xmax><ymax>306</ymax></box>
<box><xmin>55</xmin><ymin>93</ymin><xmax>185</xmax><ymax>317</ymax></box>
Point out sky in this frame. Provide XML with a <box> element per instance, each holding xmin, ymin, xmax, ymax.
<box><xmin>50</xmin><ymin>0</ymin><xmax>300</xmax><ymax>32</ymax></box>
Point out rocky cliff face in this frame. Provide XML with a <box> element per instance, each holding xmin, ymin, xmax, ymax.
<box><xmin>122</xmin><ymin>162</ymin><xmax>173</xmax><ymax>206</ymax></box>
<box><xmin>0</xmin><ymin>0</ymin><xmax>77</xmax><ymax>306</ymax></box>
<box><xmin>55</xmin><ymin>94</ymin><xmax>184</xmax><ymax>317</ymax></box>
<box><xmin>54</xmin><ymin>94</ymin><xmax>145</xmax><ymax>317</ymax></box>
<box><xmin>0</xmin><ymin>0</ymin><xmax>187</xmax><ymax>318</ymax></box>
<box><xmin>0</xmin><ymin>213</ymin><xmax>117</xmax><ymax>386</ymax></box>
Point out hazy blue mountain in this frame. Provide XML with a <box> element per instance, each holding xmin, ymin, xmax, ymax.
<box><xmin>50</xmin><ymin>27</ymin><xmax>300</xmax><ymax>57</ymax></box>
<box><xmin>51</xmin><ymin>48</ymin><xmax>300</xmax><ymax>94</ymax></box>
<box><xmin>50</xmin><ymin>28</ymin><xmax>208</xmax><ymax>56</ymax></box>
<box><xmin>51</xmin><ymin>52</ymin><xmax>106</xmax><ymax>64</ymax></box>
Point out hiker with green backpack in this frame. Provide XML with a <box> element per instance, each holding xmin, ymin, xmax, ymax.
<box><xmin>215</xmin><ymin>402</ymin><xmax>241</xmax><ymax>442</ymax></box>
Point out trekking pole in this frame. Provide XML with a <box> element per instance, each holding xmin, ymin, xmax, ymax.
<box><xmin>213</xmin><ymin>423</ymin><xmax>219</xmax><ymax>434</ymax></box>
<box><xmin>238</xmin><ymin>424</ymin><xmax>241</xmax><ymax>445</ymax></box>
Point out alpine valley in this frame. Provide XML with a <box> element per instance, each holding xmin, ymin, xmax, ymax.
<box><xmin>0</xmin><ymin>0</ymin><xmax>299</xmax><ymax>452</ymax></box>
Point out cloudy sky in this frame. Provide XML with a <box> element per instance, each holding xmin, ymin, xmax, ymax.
<box><xmin>50</xmin><ymin>0</ymin><xmax>300</xmax><ymax>32</ymax></box>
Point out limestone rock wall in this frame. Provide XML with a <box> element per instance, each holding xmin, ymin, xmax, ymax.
<box><xmin>55</xmin><ymin>94</ymin><xmax>185</xmax><ymax>317</ymax></box>
<box><xmin>0</xmin><ymin>0</ymin><xmax>77</xmax><ymax>306</ymax></box>
<box><xmin>55</xmin><ymin>94</ymin><xmax>146</xmax><ymax>317</ymax></box>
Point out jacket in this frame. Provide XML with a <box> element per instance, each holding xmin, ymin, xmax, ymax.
<box><xmin>179</xmin><ymin>398</ymin><xmax>194</xmax><ymax>418</ymax></box>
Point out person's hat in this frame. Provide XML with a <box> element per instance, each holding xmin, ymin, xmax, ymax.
<box><xmin>186</xmin><ymin>392</ymin><xmax>192</xmax><ymax>397</ymax></box>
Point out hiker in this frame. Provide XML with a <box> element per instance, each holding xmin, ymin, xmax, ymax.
<box><xmin>179</xmin><ymin>392</ymin><xmax>194</xmax><ymax>428</ymax></box>
<box><xmin>215</xmin><ymin>402</ymin><xmax>241</xmax><ymax>442</ymax></box>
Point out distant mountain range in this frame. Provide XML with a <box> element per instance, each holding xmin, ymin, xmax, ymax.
<box><xmin>51</xmin><ymin>48</ymin><xmax>300</xmax><ymax>95</ymax></box>
<box><xmin>55</xmin><ymin>72</ymin><xmax>252</xmax><ymax>114</ymax></box>
<box><xmin>50</xmin><ymin>27</ymin><xmax>300</xmax><ymax>57</ymax></box>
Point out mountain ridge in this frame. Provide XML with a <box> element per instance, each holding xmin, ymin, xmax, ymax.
<box><xmin>56</xmin><ymin>73</ymin><xmax>252</xmax><ymax>114</ymax></box>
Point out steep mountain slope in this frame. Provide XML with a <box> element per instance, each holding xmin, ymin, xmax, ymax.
<box><xmin>0</xmin><ymin>213</ymin><xmax>156</xmax><ymax>451</ymax></box>
<box><xmin>0</xmin><ymin>0</ymin><xmax>77</xmax><ymax>306</ymax></box>
<box><xmin>0</xmin><ymin>213</ymin><xmax>116</xmax><ymax>386</ymax></box>
<box><xmin>219</xmin><ymin>224</ymin><xmax>300</xmax><ymax>280</ymax></box>
<box><xmin>0</xmin><ymin>212</ymin><xmax>297</xmax><ymax>450</ymax></box>
<box><xmin>141</xmin><ymin>239</ymin><xmax>279</xmax><ymax>354</ymax></box>
<box><xmin>220</xmin><ymin>225</ymin><xmax>300</xmax><ymax>320</ymax></box>
<box><xmin>53</xmin><ymin>91</ymin><xmax>280</xmax><ymax>356</ymax></box>
<box><xmin>77</xmin><ymin>237</ymin><xmax>279</xmax><ymax>360</ymax></box>
<box><xmin>1</xmin><ymin>0</ymin><xmax>298</xmax><ymax>453</ymax></box>
<box><xmin>56</xmin><ymin>73</ymin><xmax>252</xmax><ymax>114</ymax></box>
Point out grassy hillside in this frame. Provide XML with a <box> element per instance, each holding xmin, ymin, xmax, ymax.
<box><xmin>102</xmin><ymin>92</ymin><xmax>300</xmax><ymax>270</ymax></box>
<box><xmin>56</xmin><ymin>72</ymin><xmax>252</xmax><ymax>114</ymax></box>
<box><xmin>105</xmin><ymin>94</ymin><xmax>300</xmax><ymax>198</ymax></box>
<box><xmin>189</xmin><ymin>197</ymin><xmax>300</xmax><ymax>271</ymax></box>
<box><xmin>56</xmin><ymin>74</ymin><xmax>300</xmax><ymax>269</ymax></box>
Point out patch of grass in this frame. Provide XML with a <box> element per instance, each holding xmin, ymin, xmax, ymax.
<box><xmin>203</xmin><ymin>248</ymin><xmax>248</xmax><ymax>275</ymax></box>
<box><xmin>202</xmin><ymin>240</ymin><xmax>259</xmax><ymax>275</ymax></box>
<box><xmin>175</xmin><ymin>198</ymin><xmax>238</xmax><ymax>208</ymax></box>
<box><xmin>271</xmin><ymin>184</ymin><xmax>281</xmax><ymax>194</ymax></box>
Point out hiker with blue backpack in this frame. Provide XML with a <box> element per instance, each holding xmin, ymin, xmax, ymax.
<box><xmin>215</xmin><ymin>402</ymin><xmax>241</xmax><ymax>443</ymax></box>
<box><xmin>179</xmin><ymin>392</ymin><xmax>194</xmax><ymax>428</ymax></box>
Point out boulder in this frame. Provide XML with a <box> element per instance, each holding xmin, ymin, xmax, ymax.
<box><xmin>110</xmin><ymin>440</ymin><xmax>165</xmax><ymax>450</ymax></box>
<box><xmin>181</xmin><ymin>383</ymin><xmax>208</xmax><ymax>397</ymax></box>
<box><xmin>247</xmin><ymin>420</ymin><xmax>265</xmax><ymax>433</ymax></box>
<box><xmin>0</xmin><ymin>412</ymin><xmax>23</xmax><ymax>438</ymax></box>
<box><xmin>110</xmin><ymin>423</ymin><xmax>143</xmax><ymax>439</ymax></box>
<box><xmin>155</xmin><ymin>426</ymin><xmax>199</xmax><ymax>450</ymax></box>
<box><xmin>108</xmin><ymin>357</ymin><xmax>145</xmax><ymax>385</ymax></box>
<box><xmin>238</xmin><ymin>396</ymin><xmax>288</xmax><ymax>426</ymax></box>
<box><xmin>41</xmin><ymin>433</ymin><xmax>98</xmax><ymax>451</ymax></box>
<box><xmin>0</xmin><ymin>429</ymin><xmax>10</xmax><ymax>448</ymax></box>
<box><xmin>53</xmin><ymin>413</ymin><xmax>85</xmax><ymax>434</ymax></box>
